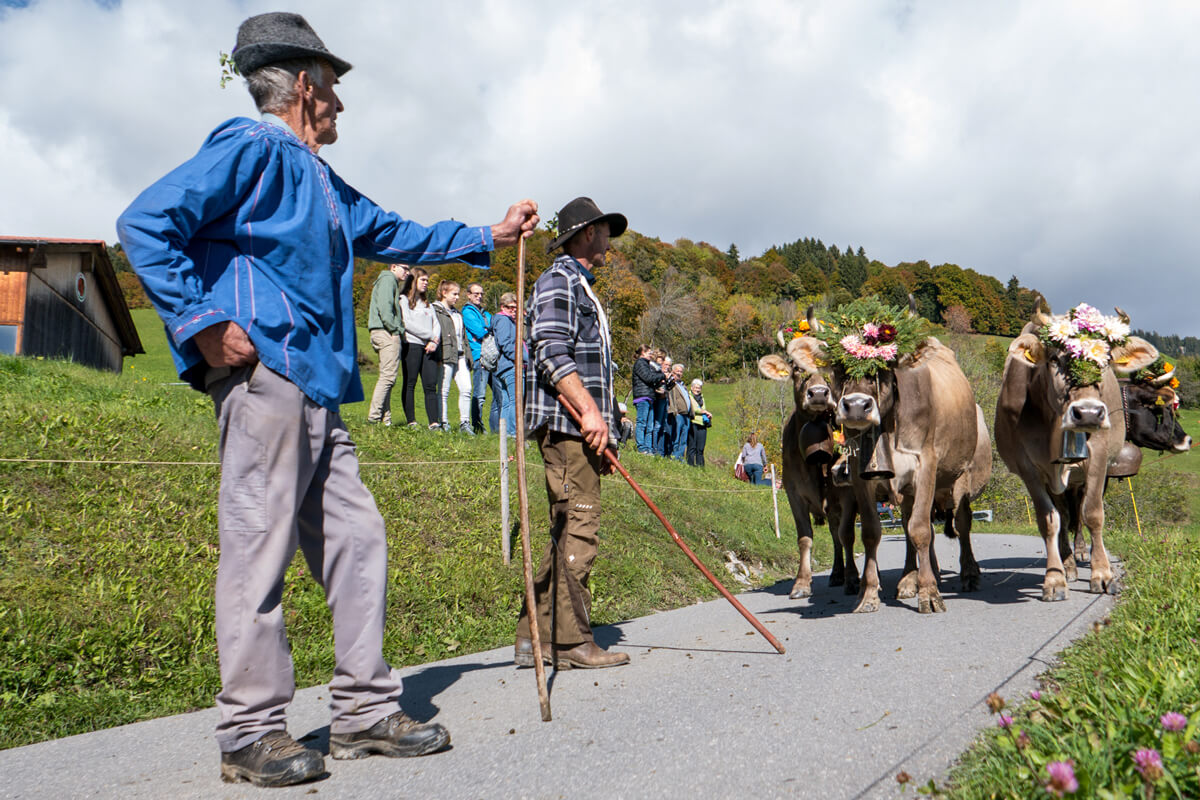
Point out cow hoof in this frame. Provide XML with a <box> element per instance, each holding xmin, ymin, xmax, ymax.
<box><xmin>1074</xmin><ymin>548</ymin><xmax>1090</xmax><ymax>565</ymax></box>
<box><xmin>789</xmin><ymin>584</ymin><xmax>812</xmax><ymax>600</ymax></box>
<box><xmin>960</xmin><ymin>575</ymin><xmax>980</xmax><ymax>593</ymax></box>
<box><xmin>1042</xmin><ymin>585</ymin><xmax>1069</xmax><ymax>602</ymax></box>
<box><xmin>896</xmin><ymin>573</ymin><xmax>918</xmax><ymax>600</ymax></box>
<box><xmin>918</xmin><ymin>593</ymin><xmax>946</xmax><ymax>614</ymax></box>
<box><xmin>853</xmin><ymin>597</ymin><xmax>880</xmax><ymax>614</ymax></box>
<box><xmin>1063</xmin><ymin>556</ymin><xmax>1078</xmax><ymax>583</ymax></box>
<box><xmin>1089</xmin><ymin>576</ymin><xmax>1111</xmax><ymax>595</ymax></box>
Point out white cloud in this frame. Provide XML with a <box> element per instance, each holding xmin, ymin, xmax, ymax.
<box><xmin>1</xmin><ymin>0</ymin><xmax>1197</xmax><ymax>335</ymax></box>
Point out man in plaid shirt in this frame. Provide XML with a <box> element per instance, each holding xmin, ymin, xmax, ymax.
<box><xmin>514</xmin><ymin>197</ymin><xmax>630</xmax><ymax>670</ymax></box>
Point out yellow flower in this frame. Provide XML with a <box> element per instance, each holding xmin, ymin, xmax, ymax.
<box><xmin>1164</xmin><ymin>362</ymin><xmax>1175</xmax><ymax>372</ymax></box>
<box><xmin>1170</xmin><ymin>377</ymin><xmax>1180</xmax><ymax>389</ymax></box>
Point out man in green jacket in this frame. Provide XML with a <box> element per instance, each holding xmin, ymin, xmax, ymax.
<box><xmin>367</xmin><ymin>263</ymin><xmax>409</xmax><ymax>424</ymax></box>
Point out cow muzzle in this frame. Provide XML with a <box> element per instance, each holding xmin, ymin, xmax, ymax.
<box><xmin>837</xmin><ymin>393</ymin><xmax>880</xmax><ymax>429</ymax></box>
<box><xmin>1063</xmin><ymin>399</ymin><xmax>1110</xmax><ymax>431</ymax></box>
<box><xmin>1174</xmin><ymin>435</ymin><xmax>1193</xmax><ymax>453</ymax></box>
<box><xmin>804</xmin><ymin>384</ymin><xmax>832</xmax><ymax>413</ymax></box>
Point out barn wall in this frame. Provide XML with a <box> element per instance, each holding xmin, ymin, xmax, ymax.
<box><xmin>23</xmin><ymin>251</ymin><xmax>123</xmax><ymax>372</ymax></box>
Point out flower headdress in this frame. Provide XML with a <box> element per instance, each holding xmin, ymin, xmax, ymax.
<box><xmin>780</xmin><ymin>318</ymin><xmax>816</xmax><ymax>340</ymax></box>
<box><xmin>812</xmin><ymin>297</ymin><xmax>930</xmax><ymax>380</ymax></box>
<box><xmin>1129</xmin><ymin>354</ymin><xmax>1180</xmax><ymax>390</ymax></box>
<box><xmin>1036</xmin><ymin>303</ymin><xmax>1130</xmax><ymax>386</ymax></box>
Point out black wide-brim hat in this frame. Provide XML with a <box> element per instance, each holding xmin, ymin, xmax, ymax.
<box><xmin>232</xmin><ymin>12</ymin><xmax>353</xmax><ymax>77</ymax></box>
<box><xmin>546</xmin><ymin>197</ymin><xmax>628</xmax><ymax>253</ymax></box>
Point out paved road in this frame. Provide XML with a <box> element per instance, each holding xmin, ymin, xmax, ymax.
<box><xmin>0</xmin><ymin>533</ymin><xmax>1118</xmax><ymax>800</ymax></box>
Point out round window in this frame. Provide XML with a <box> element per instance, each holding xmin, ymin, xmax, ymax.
<box><xmin>75</xmin><ymin>272</ymin><xmax>87</xmax><ymax>302</ymax></box>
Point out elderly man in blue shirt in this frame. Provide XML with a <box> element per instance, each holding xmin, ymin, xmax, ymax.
<box><xmin>117</xmin><ymin>12</ymin><xmax>537</xmax><ymax>789</ymax></box>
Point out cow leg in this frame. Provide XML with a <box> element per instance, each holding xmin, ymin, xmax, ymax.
<box><xmin>908</xmin><ymin>465</ymin><xmax>945</xmax><ymax>614</ymax></box>
<box><xmin>784</xmin><ymin>485</ymin><xmax>816</xmax><ymax>599</ymax></box>
<box><xmin>852</xmin><ymin>481</ymin><xmax>882</xmax><ymax>613</ymax></box>
<box><xmin>1069</xmin><ymin>485</ymin><xmax>1089</xmax><ymax>566</ymax></box>
<box><xmin>1058</xmin><ymin>489</ymin><xmax>1079</xmax><ymax>582</ymax></box>
<box><xmin>896</xmin><ymin>496</ymin><xmax>919</xmax><ymax>599</ymax></box>
<box><xmin>954</xmin><ymin>495</ymin><xmax>980</xmax><ymax>592</ymax></box>
<box><xmin>1030</xmin><ymin>485</ymin><xmax>1069</xmax><ymax>601</ymax></box>
<box><xmin>1080</xmin><ymin>477</ymin><xmax>1113</xmax><ymax>594</ymax></box>
<box><xmin>836</xmin><ymin>494</ymin><xmax>860</xmax><ymax>596</ymax></box>
<box><xmin>829</xmin><ymin>520</ymin><xmax>845</xmax><ymax>588</ymax></box>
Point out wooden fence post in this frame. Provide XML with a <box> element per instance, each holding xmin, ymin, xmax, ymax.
<box><xmin>770</xmin><ymin>463</ymin><xmax>781</xmax><ymax>539</ymax></box>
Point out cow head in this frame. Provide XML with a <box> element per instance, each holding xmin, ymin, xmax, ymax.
<box><xmin>1123</xmin><ymin>382</ymin><xmax>1192</xmax><ymax>452</ymax></box>
<box><xmin>759</xmin><ymin>337</ymin><xmax>836</xmax><ymax>415</ymax></box>
<box><xmin>759</xmin><ymin>307</ymin><xmax>836</xmax><ymax>415</ymax></box>
<box><xmin>1003</xmin><ymin>303</ymin><xmax>1158</xmax><ymax>440</ymax></box>
<box><xmin>780</xmin><ymin>334</ymin><xmax>901</xmax><ymax>431</ymax></box>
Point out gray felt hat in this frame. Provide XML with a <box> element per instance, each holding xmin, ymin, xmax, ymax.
<box><xmin>232</xmin><ymin>12</ymin><xmax>352</xmax><ymax>77</ymax></box>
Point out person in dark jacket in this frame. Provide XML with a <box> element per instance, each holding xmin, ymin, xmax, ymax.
<box><xmin>630</xmin><ymin>344</ymin><xmax>663</xmax><ymax>453</ymax></box>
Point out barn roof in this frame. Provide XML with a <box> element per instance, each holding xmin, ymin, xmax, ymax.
<box><xmin>0</xmin><ymin>236</ymin><xmax>144</xmax><ymax>356</ymax></box>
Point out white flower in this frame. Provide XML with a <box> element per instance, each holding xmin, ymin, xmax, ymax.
<box><xmin>1080</xmin><ymin>337</ymin><xmax>1110</xmax><ymax>365</ymax></box>
<box><xmin>1046</xmin><ymin>317</ymin><xmax>1078</xmax><ymax>343</ymax></box>
<box><xmin>1101</xmin><ymin>318</ymin><xmax>1130</xmax><ymax>342</ymax></box>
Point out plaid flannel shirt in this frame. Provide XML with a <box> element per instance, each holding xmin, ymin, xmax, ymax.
<box><xmin>524</xmin><ymin>254</ymin><xmax>618</xmax><ymax>440</ymax></box>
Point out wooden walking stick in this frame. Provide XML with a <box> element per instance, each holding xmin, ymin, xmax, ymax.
<box><xmin>555</xmin><ymin>396</ymin><xmax>786</xmax><ymax>655</ymax></box>
<box><xmin>513</xmin><ymin>236</ymin><xmax>552</xmax><ymax>721</ymax></box>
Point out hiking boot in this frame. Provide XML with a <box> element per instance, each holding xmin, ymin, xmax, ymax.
<box><xmin>329</xmin><ymin>712</ymin><xmax>450</xmax><ymax>759</ymax></box>
<box><xmin>553</xmin><ymin>641</ymin><xmax>630</xmax><ymax>669</ymax></box>
<box><xmin>219</xmin><ymin>730</ymin><xmax>324</xmax><ymax>787</ymax></box>
<box><xmin>513</xmin><ymin>635</ymin><xmax>550</xmax><ymax>667</ymax></box>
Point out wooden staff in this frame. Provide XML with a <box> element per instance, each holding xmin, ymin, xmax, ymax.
<box><xmin>555</xmin><ymin>396</ymin><xmax>786</xmax><ymax>655</ymax></box>
<box><xmin>513</xmin><ymin>236</ymin><xmax>551</xmax><ymax>721</ymax></box>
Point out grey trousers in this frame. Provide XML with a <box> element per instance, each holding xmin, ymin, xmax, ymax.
<box><xmin>367</xmin><ymin>329</ymin><xmax>401</xmax><ymax>424</ymax></box>
<box><xmin>209</xmin><ymin>364</ymin><xmax>403</xmax><ymax>753</ymax></box>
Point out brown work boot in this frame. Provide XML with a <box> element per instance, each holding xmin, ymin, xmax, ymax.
<box><xmin>553</xmin><ymin>641</ymin><xmax>630</xmax><ymax>669</ymax></box>
<box><xmin>219</xmin><ymin>730</ymin><xmax>324</xmax><ymax>787</ymax></box>
<box><xmin>329</xmin><ymin>711</ymin><xmax>450</xmax><ymax>759</ymax></box>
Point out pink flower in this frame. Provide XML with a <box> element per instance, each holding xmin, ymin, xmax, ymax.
<box><xmin>1161</xmin><ymin>712</ymin><xmax>1188</xmax><ymax>732</ymax></box>
<box><xmin>997</xmin><ymin>713</ymin><xmax>1013</xmax><ymax>729</ymax></box>
<box><xmin>1133</xmin><ymin>748</ymin><xmax>1164</xmax><ymax>782</ymax></box>
<box><xmin>1071</xmin><ymin>303</ymin><xmax>1105</xmax><ymax>332</ymax></box>
<box><xmin>876</xmin><ymin>343</ymin><xmax>898</xmax><ymax>361</ymax></box>
<box><xmin>1030</xmin><ymin>690</ymin><xmax>1042</xmax><ymax>700</ymax></box>
<box><xmin>1044</xmin><ymin>760</ymin><xmax>1079</xmax><ymax>796</ymax></box>
<box><xmin>861</xmin><ymin>322</ymin><xmax>881</xmax><ymax>344</ymax></box>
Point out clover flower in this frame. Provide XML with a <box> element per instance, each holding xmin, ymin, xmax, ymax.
<box><xmin>1161</xmin><ymin>712</ymin><xmax>1188</xmax><ymax>732</ymax></box>
<box><xmin>1133</xmin><ymin>748</ymin><xmax>1164</xmax><ymax>783</ymax></box>
<box><xmin>997</xmin><ymin>713</ymin><xmax>1013</xmax><ymax>729</ymax></box>
<box><xmin>1044</xmin><ymin>760</ymin><xmax>1079</xmax><ymax>796</ymax></box>
<box><xmin>1030</xmin><ymin>690</ymin><xmax>1042</xmax><ymax>701</ymax></box>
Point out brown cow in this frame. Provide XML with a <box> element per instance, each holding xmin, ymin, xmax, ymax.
<box><xmin>789</xmin><ymin>333</ymin><xmax>986</xmax><ymax>614</ymax></box>
<box><xmin>994</xmin><ymin>304</ymin><xmax>1157</xmax><ymax>600</ymax></box>
<box><xmin>760</xmin><ymin>337</ymin><xmax>854</xmax><ymax>598</ymax></box>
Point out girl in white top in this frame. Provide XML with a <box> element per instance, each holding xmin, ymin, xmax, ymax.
<box><xmin>432</xmin><ymin>281</ymin><xmax>473</xmax><ymax>433</ymax></box>
<box><xmin>398</xmin><ymin>268</ymin><xmax>442</xmax><ymax>428</ymax></box>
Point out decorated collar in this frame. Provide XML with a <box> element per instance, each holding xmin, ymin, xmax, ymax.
<box><xmin>1037</xmin><ymin>303</ymin><xmax>1130</xmax><ymax>385</ymax></box>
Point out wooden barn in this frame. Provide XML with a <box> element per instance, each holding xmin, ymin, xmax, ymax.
<box><xmin>0</xmin><ymin>237</ymin><xmax>143</xmax><ymax>372</ymax></box>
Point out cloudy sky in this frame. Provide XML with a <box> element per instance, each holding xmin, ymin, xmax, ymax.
<box><xmin>2</xmin><ymin>0</ymin><xmax>1196</xmax><ymax>335</ymax></box>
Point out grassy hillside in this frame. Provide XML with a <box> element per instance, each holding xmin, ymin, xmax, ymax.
<box><xmin>0</xmin><ymin>310</ymin><xmax>803</xmax><ymax>749</ymax></box>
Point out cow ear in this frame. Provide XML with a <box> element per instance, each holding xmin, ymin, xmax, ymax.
<box><xmin>758</xmin><ymin>354</ymin><xmax>791</xmax><ymax>382</ymax></box>
<box><xmin>1110</xmin><ymin>336</ymin><xmax>1158</xmax><ymax>375</ymax></box>
<box><xmin>1008</xmin><ymin>333</ymin><xmax>1044</xmax><ymax>366</ymax></box>
<box><xmin>787</xmin><ymin>336</ymin><xmax>827</xmax><ymax>375</ymax></box>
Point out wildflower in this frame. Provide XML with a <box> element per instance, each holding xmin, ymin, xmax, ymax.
<box><xmin>1133</xmin><ymin>748</ymin><xmax>1164</xmax><ymax>783</ymax></box>
<box><xmin>1161</xmin><ymin>712</ymin><xmax>1187</xmax><ymax>732</ymax></box>
<box><xmin>997</xmin><ymin>714</ymin><xmax>1013</xmax><ymax>729</ymax></box>
<box><xmin>1030</xmin><ymin>690</ymin><xmax>1042</xmax><ymax>701</ymax></box>
<box><xmin>986</xmin><ymin>692</ymin><xmax>1006</xmax><ymax>713</ymax></box>
<box><xmin>1016</xmin><ymin>730</ymin><xmax>1031</xmax><ymax>750</ymax></box>
<box><xmin>895</xmin><ymin>771</ymin><xmax>911</xmax><ymax>785</ymax></box>
<box><xmin>1044</xmin><ymin>760</ymin><xmax>1079</xmax><ymax>797</ymax></box>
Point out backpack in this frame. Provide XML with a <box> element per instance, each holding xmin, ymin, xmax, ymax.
<box><xmin>477</xmin><ymin>319</ymin><xmax>500</xmax><ymax>372</ymax></box>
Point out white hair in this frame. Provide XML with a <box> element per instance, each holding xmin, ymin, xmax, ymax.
<box><xmin>245</xmin><ymin>57</ymin><xmax>329</xmax><ymax>114</ymax></box>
